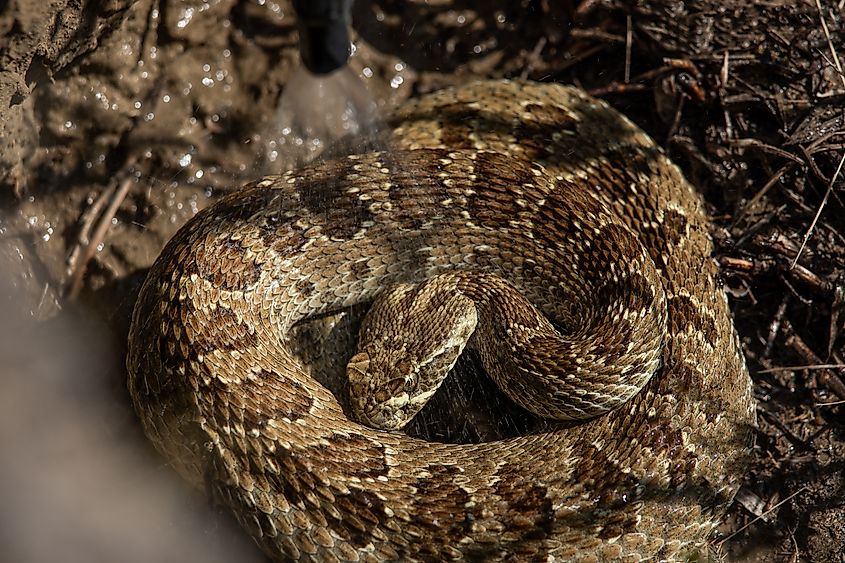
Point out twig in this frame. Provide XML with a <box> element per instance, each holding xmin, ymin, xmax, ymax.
<box><xmin>66</xmin><ymin>177</ymin><xmax>135</xmax><ymax>300</ymax></box>
<box><xmin>799</xmin><ymin>144</ymin><xmax>830</xmax><ymax>184</ymax></box>
<box><xmin>782</xmin><ymin>320</ymin><xmax>845</xmax><ymax>401</ymax></box>
<box><xmin>719</xmin><ymin>51</ymin><xmax>734</xmax><ymax>139</ymax></box>
<box><xmin>574</xmin><ymin>0</ymin><xmax>602</xmax><ymax>19</ymax></box>
<box><xmin>765</xmin><ymin>297</ymin><xmax>789</xmax><ymax>358</ymax></box>
<box><xmin>788</xmin><ymin>262</ymin><xmax>832</xmax><ymax>294</ymax></box>
<box><xmin>520</xmin><ymin>37</ymin><xmax>548</xmax><ymax>80</ymax></box>
<box><xmin>665</xmin><ymin>93</ymin><xmax>685</xmax><ymax>143</ymax></box>
<box><xmin>816</xmin><ymin>399</ymin><xmax>845</xmax><ymax>406</ymax></box>
<box><xmin>734</xmin><ymin>163</ymin><xmax>794</xmax><ymax>224</ymax></box>
<box><xmin>730</xmin><ymin>138</ymin><xmax>804</xmax><ymax>166</ymax></box>
<box><xmin>791</xmin><ymin>150</ymin><xmax>845</xmax><ymax>268</ymax></box>
<box><xmin>553</xmin><ymin>43</ymin><xmax>609</xmax><ymax>74</ymax></box>
<box><xmin>587</xmin><ymin>82</ymin><xmax>648</xmax><ymax>97</ymax></box>
<box><xmin>816</xmin><ymin>49</ymin><xmax>845</xmax><ymax>83</ymax></box>
<box><xmin>720</xmin><ymin>51</ymin><xmax>730</xmax><ymax>89</ymax></box>
<box><xmin>757</xmin><ymin>364</ymin><xmax>845</xmax><ymax>374</ymax></box>
<box><xmin>66</xmin><ymin>184</ymin><xmax>116</xmax><ymax>273</ymax></box>
<box><xmin>569</xmin><ymin>29</ymin><xmax>625</xmax><ymax>43</ymax></box>
<box><xmin>717</xmin><ymin>487</ymin><xmax>807</xmax><ymax>546</ymax></box>
<box><xmin>624</xmin><ymin>15</ymin><xmax>632</xmax><ymax>84</ymax></box>
<box><xmin>814</xmin><ymin>0</ymin><xmax>845</xmax><ymax>89</ymax></box>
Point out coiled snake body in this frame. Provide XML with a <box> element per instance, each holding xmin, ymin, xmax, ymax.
<box><xmin>127</xmin><ymin>81</ymin><xmax>754</xmax><ymax>561</ymax></box>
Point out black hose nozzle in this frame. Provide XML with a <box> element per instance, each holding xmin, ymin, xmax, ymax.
<box><xmin>291</xmin><ymin>0</ymin><xmax>353</xmax><ymax>75</ymax></box>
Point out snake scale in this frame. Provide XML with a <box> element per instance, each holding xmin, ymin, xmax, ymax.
<box><xmin>127</xmin><ymin>80</ymin><xmax>755</xmax><ymax>561</ymax></box>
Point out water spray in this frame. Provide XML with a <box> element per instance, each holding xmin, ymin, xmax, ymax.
<box><xmin>264</xmin><ymin>0</ymin><xmax>379</xmax><ymax>174</ymax></box>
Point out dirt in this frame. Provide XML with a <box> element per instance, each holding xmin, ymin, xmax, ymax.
<box><xmin>1</xmin><ymin>0</ymin><xmax>843</xmax><ymax>561</ymax></box>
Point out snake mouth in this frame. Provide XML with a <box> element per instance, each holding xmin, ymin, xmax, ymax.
<box><xmin>351</xmin><ymin>372</ymin><xmax>445</xmax><ymax>432</ymax></box>
<box><xmin>358</xmin><ymin>394</ymin><xmax>411</xmax><ymax>431</ymax></box>
<box><xmin>345</xmin><ymin>319</ymin><xmax>450</xmax><ymax>426</ymax></box>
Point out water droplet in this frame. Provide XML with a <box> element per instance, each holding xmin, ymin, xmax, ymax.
<box><xmin>390</xmin><ymin>76</ymin><xmax>404</xmax><ymax>89</ymax></box>
<box><xmin>179</xmin><ymin>154</ymin><xmax>192</xmax><ymax>167</ymax></box>
<box><xmin>202</xmin><ymin>63</ymin><xmax>211</xmax><ymax>72</ymax></box>
<box><xmin>176</xmin><ymin>7</ymin><xmax>194</xmax><ymax>28</ymax></box>
<box><xmin>362</xmin><ymin>67</ymin><xmax>373</xmax><ymax>78</ymax></box>
<box><xmin>195</xmin><ymin>170</ymin><xmax>204</xmax><ymax>179</ymax></box>
<box><xmin>202</xmin><ymin>77</ymin><xmax>214</xmax><ymax>87</ymax></box>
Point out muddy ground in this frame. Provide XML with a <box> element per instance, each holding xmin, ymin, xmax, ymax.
<box><xmin>1</xmin><ymin>1</ymin><xmax>844</xmax><ymax>561</ymax></box>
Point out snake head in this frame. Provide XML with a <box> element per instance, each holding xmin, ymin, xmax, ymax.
<box><xmin>346</xmin><ymin>281</ymin><xmax>478</xmax><ymax>431</ymax></box>
<box><xmin>347</xmin><ymin>347</ymin><xmax>425</xmax><ymax>430</ymax></box>
<box><xmin>347</xmin><ymin>340</ymin><xmax>472</xmax><ymax>430</ymax></box>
